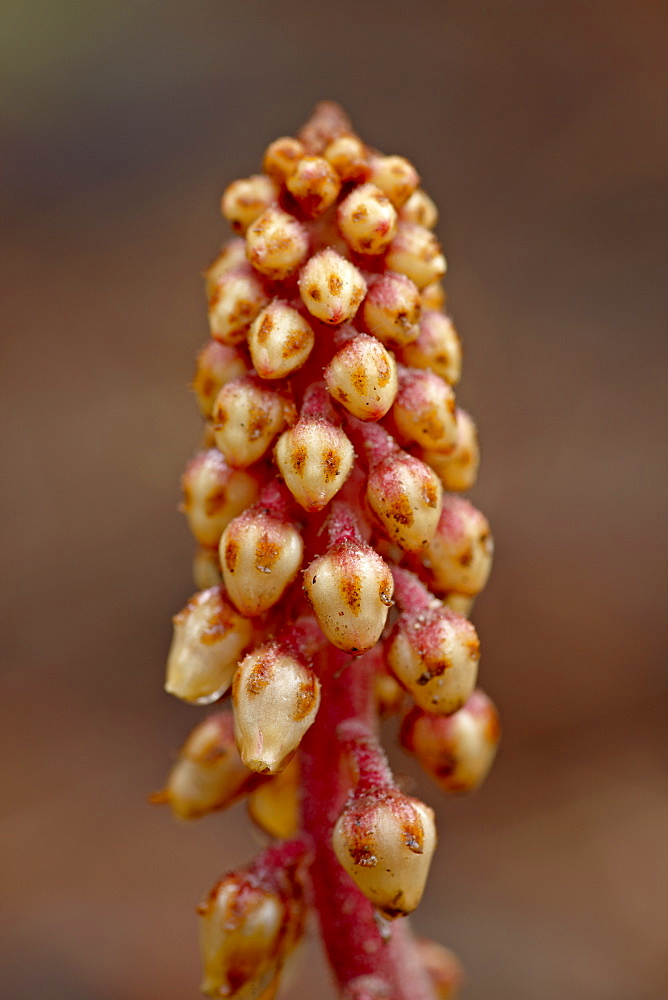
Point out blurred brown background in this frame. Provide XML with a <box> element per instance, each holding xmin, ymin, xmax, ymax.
<box><xmin>1</xmin><ymin>2</ymin><xmax>667</xmax><ymax>998</ymax></box>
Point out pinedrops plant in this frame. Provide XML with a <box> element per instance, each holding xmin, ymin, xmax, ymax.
<box><xmin>155</xmin><ymin>102</ymin><xmax>499</xmax><ymax>1000</ymax></box>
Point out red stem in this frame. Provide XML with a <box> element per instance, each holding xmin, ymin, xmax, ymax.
<box><xmin>300</xmin><ymin>648</ymin><xmax>437</xmax><ymax>1000</ymax></box>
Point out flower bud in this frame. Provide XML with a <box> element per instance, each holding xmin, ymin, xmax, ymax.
<box><xmin>213</xmin><ymin>376</ymin><xmax>295</xmax><ymax>468</ymax></box>
<box><xmin>399</xmin><ymin>310</ymin><xmax>462</xmax><ymax>386</ymax></box>
<box><xmin>204</xmin><ymin>239</ymin><xmax>248</xmax><ymax>297</ymax></box>
<box><xmin>442</xmin><ymin>591</ymin><xmax>475</xmax><ymax>618</ymax></box>
<box><xmin>393</xmin><ymin>368</ymin><xmax>457</xmax><ymax>452</ymax></box>
<box><xmin>157</xmin><ymin>712</ymin><xmax>258</xmax><ymax>820</ymax></box>
<box><xmin>192</xmin><ymin>545</ymin><xmax>223</xmax><ymax>590</ymax></box>
<box><xmin>248</xmin><ymin>300</ymin><xmax>315</xmax><ymax>379</ymax></box>
<box><xmin>362</xmin><ymin>272</ymin><xmax>421</xmax><ymax>347</ymax></box>
<box><xmin>415</xmin><ymin>939</ymin><xmax>465</xmax><ymax>1000</ymax></box>
<box><xmin>275</xmin><ymin>389</ymin><xmax>355</xmax><ymax>512</ymax></box>
<box><xmin>262</xmin><ymin>136</ymin><xmax>305</xmax><ymax>181</ymax></box>
<box><xmin>299</xmin><ymin>248</ymin><xmax>366</xmax><ymax>325</ymax></box>
<box><xmin>337</xmin><ymin>183</ymin><xmax>398</xmax><ymax>255</ymax></box>
<box><xmin>387</xmin><ymin>605</ymin><xmax>480</xmax><ymax>715</ymax></box>
<box><xmin>286</xmin><ymin>155</ymin><xmax>342</xmax><ymax>216</ymax></box>
<box><xmin>422</xmin><ymin>495</ymin><xmax>493</xmax><ymax>597</ymax></box>
<box><xmin>401</xmin><ymin>691</ymin><xmax>501</xmax><ymax>794</ymax></box>
<box><xmin>192</xmin><ymin>340</ymin><xmax>249</xmax><ymax>418</ymax></box>
<box><xmin>232</xmin><ymin>643</ymin><xmax>321</xmax><ymax>773</ymax></box>
<box><xmin>421</xmin><ymin>409</ymin><xmax>480</xmax><ymax>492</ymax></box>
<box><xmin>367</xmin><ymin>451</ymin><xmax>443</xmax><ymax>552</ymax></box>
<box><xmin>247</xmin><ymin>757</ymin><xmax>300</xmax><ymax>839</ymax></box>
<box><xmin>400</xmin><ymin>189</ymin><xmax>438</xmax><ymax>229</ymax></box>
<box><xmin>221</xmin><ymin>174</ymin><xmax>279</xmax><ymax>234</ymax></box>
<box><xmin>165</xmin><ymin>586</ymin><xmax>254</xmax><ymax>704</ymax></box>
<box><xmin>375</xmin><ymin>660</ymin><xmax>408</xmax><ymax>717</ymax></box>
<box><xmin>324</xmin><ymin>332</ymin><xmax>398</xmax><ymax>420</ymax></box>
<box><xmin>220</xmin><ymin>506</ymin><xmax>303</xmax><ymax>617</ymax></box>
<box><xmin>246</xmin><ymin>205</ymin><xmax>310</xmax><ymax>280</ymax></box>
<box><xmin>208</xmin><ymin>262</ymin><xmax>268</xmax><ymax>345</ymax></box>
<box><xmin>332</xmin><ymin>788</ymin><xmax>436</xmax><ymax>917</ymax></box>
<box><xmin>368</xmin><ymin>155</ymin><xmax>419</xmax><ymax>208</ymax></box>
<box><xmin>181</xmin><ymin>449</ymin><xmax>260</xmax><ymax>546</ymax></box>
<box><xmin>324</xmin><ymin>133</ymin><xmax>369</xmax><ymax>182</ymax></box>
<box><xmin>421</xmin><ymin>280</ymin><xmax>446</xmax><ymax>311</ymax></box>
<box><xmin>385</xmin><ymin>223</ymin><xmax>447</xmax><ymax>290</ymax></box>
<box><xmin>304</xmin><ymin>539</ymin><xmax>393</xmax><ymax>653</ymax></box>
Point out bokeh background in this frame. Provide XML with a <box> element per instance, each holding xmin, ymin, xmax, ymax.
<box><xmin>2</xmin><ymin>2</ymin><xmax>667</xmax><ymax>998</ymax></box>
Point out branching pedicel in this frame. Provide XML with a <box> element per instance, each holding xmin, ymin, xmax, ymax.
<box><xmin>157</xmin><ymin>102</ymin><xmax>499</xmax><ymax>1000</ymax></box>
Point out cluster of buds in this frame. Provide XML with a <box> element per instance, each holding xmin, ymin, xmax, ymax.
<box><xmin>157</xmin><ymin>103</ymin><xmax>499</xmax><ymax>1000</ymax></box>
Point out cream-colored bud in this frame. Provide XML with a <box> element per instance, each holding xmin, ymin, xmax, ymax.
<box><xmin>299</xmin><ymin>249</ymin><xmax>366</xmax><ymax>325</ymax></box>
<box><xmin>213</xmin><ymin>377</ymin><xmax>294</xmax><ymax>468</ymax></box>
<box><xmin>337</xmin><ymin>183</ymin><xmax>398</xmax><ymax>255</ymax></box>
<box><xmin>375</xmin><ymin>664</ymin><xmax>408</xmax><ymax>717</ymax></box>
<box><xmin>387</xmin><ymin>607</ymin><xmax>480</xmax><ymax>715</ymax></box>
<box><xmin>303</xmin><ymin>541</ymin><xmax>393</xmax><ymax>654</ymax></box>
<box><xmin>400</xmin><ymin>189</ymin><xmax>439</xmax><ymax>229</ymax></box>
<box><xmin>286</xmin><ymin>155</ymin><xmax>341</xmax><ymax>216</ymax></box>
<box><xmin>246</xmin><ymin>205</ymin><xmax>310</xmax><ymax>280</ymax></box>
<box><xmin>400</xmin><ymin>311</ymin><xmax>462</xmax><ymax>386</ymax></box>
<box><xmin>221</xmin><ymin>174</ymin><xmax>279</xmax><ymax>234</ymax></box>
<box><xmin>393</xmin><ymin>369</ymin><xmax>457</xmax><ymax>452</ymax></box>
<box><xmin>385</xmin><ymin>223</ymin><xmax>447</xmax><ymax>290</ymax></box>
<box><xmin>442</xmin><ymin>591</ymin><xmax>475</xmax><ymax>617</ymax></box>
<box><xmin>324</xmin><ymin>134</ymin><xmax>369</xmax><ymax>182</ymax></box>
<box><xmin>233</xmin><ymin>644</ymin><xmax>321</xmax><ymax>773</ymax></box>
<box><xmin>332</xmin><ymin>790</ymin><xmax>436</xmax><ymax>917</ymax></box>
<box><xmin>325</xmin><ymin>333</ymin><xmax>398</xmax><ymax>421</ymax></box>
<box><xmin>362</xmin><ymin>272</ymin><xmax>421</xmax><ymax>347</ymax></box>
<box><xmin>208</xmin><ymin>263</ymin><xmax>268</xmax><ymax>345</ymax></box>
<box><xmin>159</xmin><ymin>713</ymin><xmax>257</xmax><ymax>820</ymax></box>
<box><xmin>192</xmin><ymin>545</ymin><xmax>223</xmax><ymax>590</ymax></box>
<box><xmin>203</xmin><ymin>239</ymin><xmax>248</xmax><ymax>297</ymax></box>
<box><xmin>421</xmin><ymin>409</ymin><xmax>480</xmax><ymax>492</ymax></box>
<box><xmin>182</xmin><ymin>449</ymin><xmax>260</xmax><ymax>547</ymax></box>
<box><xmin>220</xmin><ymin>509</ymin><xmax>303</xmax><ymax>617</ymax></box>
<box><xmin>275</xmin><ymin>417</ymin><xmax>354</xmax><ymax>512</ymax></box>
<box><xmin>192</xmin><ymin>340</ymin><xmax>249</xmax><ymax>418</ymax></box>
<box><xmin>421</xmin><ymin>281</ymin><xmax>446</xmax><ymax>311</ymax></box>
<box><xmin>165</xmin><ymin>587</ymin><xmax>253</xmax><ymax>704</ymax></box>
<box><xmin>199</xmin><ymin>877</ymin><xmax>286</xmax><ymax>1000</ymax></box>
<box><xmin>247</xmin><ymin>757</ymin><xmax>300</xmax><ymax>839</ymax></box>
<box><xmin>423</xmin><ymin>496</ymin><xmax>493</xmax><ymax>597</ymax></box>
<box><xmin>263</xmin><ymin>136</ymin><xmax>305</xmax><ymax>181</ymax></box>
<box><xmin>368</xmin><ymin>155</ymin><xmax>420</xmax><ymax>208</ymax></box>
<box><xmin>248</xmin><ymin>300</ymin><xmax>314</xmax><ymax>380</ymax></box>
<box><xmin>367</xmin><ymin>453</ymin><xmax>442</xmax><ymax>552</ymax></box>
<box><xmin>401</xmin><ymin>691</ymin><xmax>501</xmax><ymax>794</ymax></box>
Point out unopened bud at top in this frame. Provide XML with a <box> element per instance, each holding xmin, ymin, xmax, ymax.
<box><xmin>208</xmin><ymin>262</ymin><xmax>268</xmax><ymax>345</ymax></box>
<box><xmin>401</xmin><ymin>690</ymin><xmax>501</xmax><ymax>794</ymax></box>
<box><xmin>192</xmin><ymin>340</ymin><xmax>249</xmax><ymax>418</ymax></box>
<box><xmin>393</xmin><ymin>368</ymin><xmax>457</xmax><ymax>453</ymax></box>
<box><xmin>399</xmin><ymin>310</ymin><xmax>462</xmax><ymax>386</ymax></box>
<box><xmin>324</xmin><ymin>331</ymin><xmax>398</xmax><ymax>421</ymax></box>
<box><xmin>299</xmin><ymin>248</ymin><xmax>366</xmax><ymax>325</ymax></box>
<box><xmin>213</xmin><ymin>376</ymin><xmax>295</xmax><ymax>468</ymax></box>
<box><xmin>263</xmin><ymin>136</ymin><xmax>305</xmax><ymax>182</ymax></box>
<box><xmin>422</xmin><ymin>495</ymin><xmax>493</xmax><ymax>597</ymax></box>
<box><xmin>220</xmin><ymin>174</ymin><xmax>279</xmax><ymax>234</ymax></box>
<box><xmin>165</xmin><ymin>586</ymin><xmax>254</xmax><ymax>704</ymax></box>
<box><xmin>324</xmin><ymin>134</ymin><xmax>369</xmax><ymax>183</ymax></box>
<box><xmin>286</xmin><ymin>155</ymin><xmax>341</xmax><ymax>216</ymax></box>
<box><xmin>421</xmin><ymin>409</ymin><xmax>480</xmax><ymax>492</ymax></box>
<box><xmin>246</xmin><ymin>205</ymin><xmax>310</xmax><ymax>280</ymax></box>
<box><xmin>400</xmin><ymin>189</ymin><xmax>439</xmax><ymax>229</ymax></box>
<box><xmin>337</xmin><ymin>183</ymin><xmax>398</xmax><ymax>255</ymax></box>
<box><xmin>362</xmin><ymin>272</ymin><xmax>421</xmax><ymax>347</ymax></box>
<box><xmin>247</xmin><ymin>300</ymin><xmax>315</xmax><ymax>380</ymax></box>
<box><xmin>181</xmin><ymin>449</ymin><xmax>260</xmax><ymax>547</ymax></box>
<box><xmin>386</xmin><ymin>223</ymin><xmax>447</xmax><ymax>290</ymax></box>
<box><xmin>369</xmin><ymin>155</ymin><xmax>420</xmax><ymax>208</ymax></box>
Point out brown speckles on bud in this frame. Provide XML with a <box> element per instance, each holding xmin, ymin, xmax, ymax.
<box><xmin>203</xmin><ymin>238</ymin><xmax>248</xmax><ymax>297</ymax></box>
<box><xmin>213</xmin><ymin>376</ymin><xmax>295</xmax><ymax>468</ymax></box>
<box><xmin>367</xmin><ymin>451</ymin><xmax>443</xmax><ymax>552</ymax></box>
<box><xmin>286</xmin><ymin>155</ymin><xmax>342</xmax><ymax>217</ymax></box>
<box><xmin>275</xmin><ymin>416</ymin><xmax>354</xmax><ymax>512</ymax></box>
<box><xmin>401</xmin><ymin>690</ymin><xmax>500</xmax><ymax>795</ymax></box>
<box><xmin>400</xmin><ymin>190</ymin><xmax>439</xmax><ymax>230</ymax></box>
<box><xmin>387</xmin><ymin>605</ymin><xmax>480</xmax><ymax>715</ymax></box>
<box><xmin>208</xmin><ymin>262</ymin><xmax>268</xmax><ymax>345</ymax></box>
<box><xmin>304</xmin><ymin>540</ymin><xmax>393</xmax><ymax>653</ymax></box>
<box><xmin>220</xmin><ymin>174</ymin><xmax>279</xmax><ymax>234</ymax></box>
<box><xmin>325</xmin><ymin>333</ymin><xmax>398</xmax><ymax>421</ymax></box>
<box><xmin>362</xmin><ymin>272</ymin><xmax>421</xmax><ymax>347</ymax></box>
<box><xmin>421</xmin><ymin>409</ymin><xmax>480</xmax><ymax>492</ymax></box>
<box><xmin>324</xmin><ymin>134</ymin><xmax>369</xmax><ymax>182</ymax></box>
<box><xmin>263</xmin><ymin>136</ymin><xmax>305</xmax><ymax>182</ymax></box>
<box><xmin>332</xmin><ymin>788</ymin><xmax>436</xmax><ymax>917</ymax></box>
<box><xmin>247</xmin><ymin>757</ymin><xmax>300</xmax><ymax>839</ymax></box>
<box><xmin>182</xmin><ymin>449</ymin><xmax>260</xmax><ymax>547</ymax></box>
<box><xmin>393</xmin><ymin>368</ymin><xmax>458</xmax><ymax>452</ymax></box>
<box><xmin>165</xmin><ymin>587</ymin><xmax>254</xmax><ymax>704</ymax></box>
<box><xmin>369</xmin><ymin>155</ymin><xmax>420</xmax><ymax>209</ymax></box>
<box><xmin>400</xmin><ymin>310</ymin><xmax>462</xmax><ymax>386</ymax></box>
<box><xmin>248</xmin><ymin>300</ymin><xmax>315</xmax><ymax>379</ymax></box>
<box><xmin>246</xmin><ymin>205</ymin><xmax>310</xmax><ymax>280</ymax></box>
<box><xmin>233</xmin><ymin>644</ymin><xmax>321</xmax><ymax>773</ymax></box>
<box><xmin>299</xmin><ymin>248</ymin><xmax>366</xmax><ymax>324</ymax></box>
<box><xmin>422</xmin><ymin>495</ymin><xmax>493</xmax><ymax>597</ymax></box>
<box><xmin>337</xmin><ymin>183</ymin><xmax>398</xmax><ymax>255</ymax></box>
<box><xmin>219</xmin><ymin>506</ymin><xmax>303</xmax><ymax>617</ymax></box>
<box><xmin>192</xmin><ymin>340</ymin><xmax>249</xmax><ymax>419</ymax></box>
<box><xmin>386</xmin><ymin>223</ymin><xmax>447</xmax><ymax>290</ymax></box>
